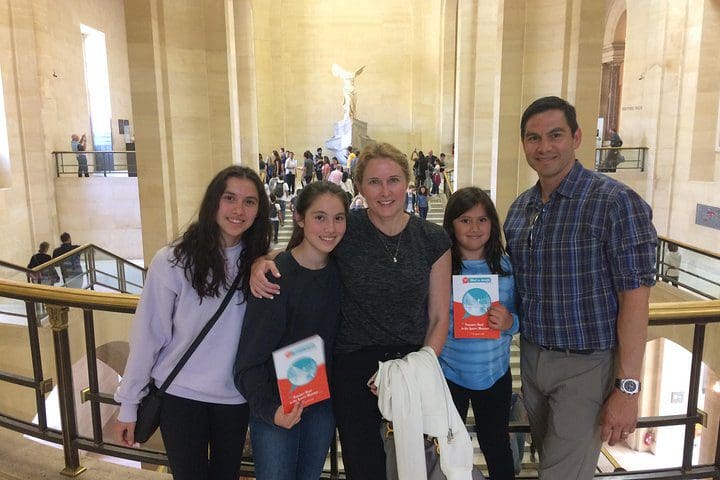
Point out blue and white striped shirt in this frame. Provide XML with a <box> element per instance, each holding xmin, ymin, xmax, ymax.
<box><xmin>439</xmin><ymin>257</ymin><xmax>520</xmax><ymax>390</ymax></box>
<box><xmin>503</xmin><ymin>161</ymin><xmax>657</xmax><ymax>350</ymax></box>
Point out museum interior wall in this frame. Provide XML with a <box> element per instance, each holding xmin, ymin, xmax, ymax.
<box><xmin>124</xmin><ymin>0</ymin><xmax>240</xmax><ymax>260</ymax></box>
<box><xmin>0</xmin><ymin>0</ymin><xmax>718</xmax><ymax>265</ymax></box>
<box><xmin>1</xmin><ymin>0</ymin><xmax>720</xmax><ymax>463</ymax></box>
<box><xmin>458</xmin><ymin>0</ymin><xmax>605</xmax><ymax>217</ymax></box>
<box><xmin>251</xmin><ymin>0</ymin><xmax>446</xmax><ymax>158</ymax></box>
<box><xmin>616</xmin><ymin>0</ymin><xmax>720</xmax><ymax>253</ymax></box>
<box><xmin>0</xmin><ymin>0</ymin><xmax>137</xmax><ymax>264</ymax></box>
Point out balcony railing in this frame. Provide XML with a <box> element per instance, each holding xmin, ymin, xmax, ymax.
<box><xmin>656</xmin><ymin>236</ymin><xmax>720</xmax><ymax>300</ymax></box>
<box><xmin>595</xmin><ymin>146</ymin><xmax>648</xmax><ymax>172</ymax></box>
<box><xmin>0</xmin><ymin>244</ymin><xmax>145</xmax><ymax>292</ymax></box>
<box><xmin>1</xmin><ymin>274</ymin><xmax>719</xmax><ymax>478</ymax></box>
<box><xmin>52</xmin><ymin>151</ymin><xmax>137</xmax><ymax>178</ymax></box>
<box><xmin>0</xmin><ymin>244</ymin><xmax>145</xmax><ymax>324</ymax></box>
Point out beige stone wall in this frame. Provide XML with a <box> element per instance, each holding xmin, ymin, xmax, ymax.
<box><xmin>454</xmin><ymin>0</ymin><xmax>500</xmax><ymax>191</ymax></box>
<box><xmin>54</xmin><ymin>177</ymin><xmax>142</xmax><ymax>260</ymax></box>
<box><xmin>36</xmin><ymin>0</ymin><xmax>133</xmax><ymax>153</ymax></box>
<box><xmin>617</xmin><ymin>0</ymin><xmax>720</xmax><ymax>252</ymax></box>
<box><xmin>3</xmin><ymin>0</ymin><xmax>718</xmax><ymax>266</ymax></box>
<box><xmin>0</xmin><ymin>0</ymin><xmax>139</xmax><ymax>266</ymax></box>
<box><xmin>125</xmin><ymin>0</ymin><xmax>241</xmax><ymax>261</ymax></box>
<box><xmin>438</xmin><ymin>0</ymin><xmax>457</xmax><ymax>159</ymax></box>
<box><xmin>479</xmin><ymin>0</ymin><xmax>605</xmax><ymax>218</ymax></box>
<box><xmin>0</xmin><ymin>0</ymin><xmax>52</xmax><ymax>266</ymax></box>
<box><xmin>252</xmin><ymin>0</ymin><xmax>443</xmax><ymax>157</ymax></box>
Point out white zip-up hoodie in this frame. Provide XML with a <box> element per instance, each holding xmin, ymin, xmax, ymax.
<box><xmin>376</xmin><ymin>347</ymin><xmax>474</xmax><ymax>480</ymax></box>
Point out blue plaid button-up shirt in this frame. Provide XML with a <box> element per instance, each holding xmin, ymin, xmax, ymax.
<box><xmin>504</xmin><ymin>161</ymin><xmax>657</xmax><ymax>350</ymax></box>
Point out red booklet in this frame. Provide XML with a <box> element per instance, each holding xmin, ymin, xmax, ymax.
<box><xmin>452</xmin><ymin>274</ymin><xmax>500</xmax><ymax>339</ymax></box>
<box><xmin>272</xmin><ymin>335</ymin><xmax>330</xmax><ymax>413</ymax></box>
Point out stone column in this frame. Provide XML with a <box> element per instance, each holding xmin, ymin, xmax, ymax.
<box><xmin>2</xmin><ymin>0</ymin><xmax>59</xmax><ymax>258</ymax></box>
<box><xmin>231</xmin><ymin>0</ymin><xmax>260</xmax><ymax>168</ymax></box>
<box><xmin>455</xmin><ymin>0</ymin><xmax>603</xmax><ymax>215</ymax></box>
<box><xmin>438</xmin><ymin>0</ymin><xmax>458</xmax><ymax>161</ymax></box>
<box><xmin>124</xmin><ymin>0</ymin><xmax>177</xmax><ymax>262</ymax></box>
<box><xmin>494</xmin><ymin>1</ymin><xmax>526</xmax><ymax>220</ymax></box>
<box><xmin>453</xmin><ymin>0</ymin><xmax>501</xmax><ymax>191</ymax></box>
<box><xmin>47</xmin><ymin>305</ymin><xmax>86</xmax><ymax>477</ymax></box>
<box><xmin>124</xmin><ymin>0</ymin><xmax>242</xmax><ymax>263</ymax></box>
<box><xmin>615</xmin><ymin>0</ymin><xmax>719</xmax><ymax>252</ymax></box>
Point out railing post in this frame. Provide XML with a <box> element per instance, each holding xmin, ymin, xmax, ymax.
<box><xmin>47</xmin><ymin>305</ymin><xmax>86</xmax><ymax>477</ymax></box>
<box><xmin>24</xmin><ymin>300</ymin><xmax>50</xmax><ymax>431</ymax></box>
<box><xmin>682</xmin><ymin>323</ymin><xmax>705</xmax><ymax>471</ymax></box>
<box><xmin>641</xmin><ymin>148</ymin><xmax>646</xmax><ymax>172</ymax></box>
<box><xmin>117</xmin><ymin>258</ymin><xmax>126</xmax><ymax>292</ymax></box>
<box><xmin>656</xmin><ymin>239</ymin><xmax>664</xmax><ymax>283</ymax></box>
<box><xmin>82</xmin><ymin>309</ymin><xmax>103</xmax><ymax>444</ymax></box>
<box><xmin>87</xmin><ymin>249</ymin><xmax>96</xmax><ymax>290</ymax></box>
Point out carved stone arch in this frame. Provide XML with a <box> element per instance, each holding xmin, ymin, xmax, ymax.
<box><xmin>604</xmin><ymin>0</ymin><xmax>627</xmax><ymax>49</ymax></box>
<box><xmin>598</xmin><ymin>0</ymin><xmax>627</xmax><ymax>140</ymax></box>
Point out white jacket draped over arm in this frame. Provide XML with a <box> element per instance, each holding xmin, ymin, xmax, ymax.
<box><xmin>375</xmin><ymin>346</ymin><xmax>474</xmax><ymax>480</ymax></box>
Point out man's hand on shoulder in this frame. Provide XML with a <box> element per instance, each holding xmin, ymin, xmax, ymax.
<box><xmin>600</xmin><ymin>389</ymin><xmax>638</xmax><ymax>446</ymax></box>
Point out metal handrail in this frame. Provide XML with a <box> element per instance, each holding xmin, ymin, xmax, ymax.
<box><xmin>0</xmin><ymin>277</ymin><xmax>719</xmax><ymax>478</ymax></box>
<box><xmin>52</xmin><ymin>150</ymin><xmax>137</xmax><ymax>178</ymax></box>
<box><xmin>656</xmin><ymin>236</ymin><xmax>720</xmax><ymax>300</ymax></box>
<box><xmin>657</xmin><ymin>236</ymin><xmax>720</xmax><ymax>262</ymax></box>
<box><xmin>595</xmin><ymin>146</ymin><xmax>648</xmax><ymax>172</ymax></box>
<box><xmin>1</xmin><ymin>244</ymin><xmax>146</xmax><ymax>294</ymax></box>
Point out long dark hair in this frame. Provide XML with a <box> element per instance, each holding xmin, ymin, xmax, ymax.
<box><xmin>173</xmin><ymin>165</ymin><xmax>272</xmax><ymax>300</ymax></box>
<box><xmin>286</xmin><ymin>181</ymin><xmax>348</xmax><ymax>250</ymax></box>
<box><xmin>443</xmin><ymin>187</ymin><xmax>508</xmax><ymax>276</ymax></box>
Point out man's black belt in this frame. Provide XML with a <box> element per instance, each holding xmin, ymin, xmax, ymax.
<box><xmin>539</xmin><ymin>345</ymin><xmax>596</xmax><ymax>355</ymax></box>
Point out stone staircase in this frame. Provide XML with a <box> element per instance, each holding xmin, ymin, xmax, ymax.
<box><xmin>273</xmin><ymin>207</ymin><xmax>294</xmax><ymax>249</ymax></box>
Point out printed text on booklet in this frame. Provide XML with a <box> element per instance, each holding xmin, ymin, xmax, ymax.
<box><xmin>452</xmin><ymin>274</ymin><xmax>500</xmax><ymax>339</ymax></box>
<box><xmin>273</xmin><ymin>335</ymin><xmax>330</xmax><ymax>413</ymax></box>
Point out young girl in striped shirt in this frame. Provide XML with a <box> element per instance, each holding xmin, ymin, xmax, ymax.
<box><xmin>440</xmin><ymin>187</ymin><xmax>520</xmax><ymax>480</ymax></box>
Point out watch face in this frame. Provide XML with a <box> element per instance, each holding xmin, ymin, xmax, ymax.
<box><xmin>622</xmin><ymin>380</ymin><xmax>639</xmax><ymax>394</ymax></box>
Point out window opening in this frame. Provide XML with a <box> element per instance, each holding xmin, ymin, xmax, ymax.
<box><xmin>0</xmin><ymin>67</ymin><xmax>10</xmax><ymax>189</ymax></box>
<box><xmin>80</xmin><ymin>24</ymin><xmax>113</xmax><ymax>172</ymax></box>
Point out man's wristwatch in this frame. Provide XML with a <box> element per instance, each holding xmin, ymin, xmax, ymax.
<box><xmin>615</xmin><ymin>378</ymin><xmax>641</xmax><ymax>395</ymax></box>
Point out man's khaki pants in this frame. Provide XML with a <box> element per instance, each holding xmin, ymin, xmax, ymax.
<box><xmin>521</xmin><ymin>338</ymin><xmax>615</xmax><ymax>479</ymax></box>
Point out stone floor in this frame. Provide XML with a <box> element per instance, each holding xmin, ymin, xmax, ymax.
<box><xmin>0</xmin><ymin>427</ymin><xmax>167</xmax><ymax>480</ymax></box>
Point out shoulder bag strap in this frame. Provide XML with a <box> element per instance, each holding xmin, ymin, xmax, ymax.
<box><xmin>157</xmin><ymin>271</ymin><xmax>243</xmax><ymax>393</ymax></box>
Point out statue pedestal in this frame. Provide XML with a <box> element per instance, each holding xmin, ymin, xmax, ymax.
<box><xmin>325</xmin><ymin>118</ymin><xmax>374</xmax><ymax>165</ymax></box>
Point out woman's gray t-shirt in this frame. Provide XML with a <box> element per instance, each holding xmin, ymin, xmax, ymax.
<box><xmin>333</xmin><ymin>209</ymin><xmax>450</xmax><ymax>354</ymax></box>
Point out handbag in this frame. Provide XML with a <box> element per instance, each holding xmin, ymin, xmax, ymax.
<box><xmin>133</xmin><ymin>272</ymin><xmax>242</xmax><ymax>443</ymax></box>
<box><xmin>381</xmin><ymin>421</ymin><xmax>485</xmax><ymax>480</ymax></box>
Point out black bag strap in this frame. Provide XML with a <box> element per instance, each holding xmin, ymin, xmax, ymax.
<box><xmin>157</xmin><ymin>271</ymin><xmax>243</xmax><ymax>393</ymax></box>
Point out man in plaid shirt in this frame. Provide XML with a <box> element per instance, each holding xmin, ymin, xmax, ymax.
<box><xmin>504</xmin><ymin>96</ymin><xmax>657</xmax><ymax>479</ymax></box>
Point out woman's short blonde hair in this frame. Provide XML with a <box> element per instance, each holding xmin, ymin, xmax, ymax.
<box><xmin>355</xmin><ymin>142</ymin><xmax>410</xmax><ymax>186</ymax></box>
